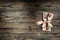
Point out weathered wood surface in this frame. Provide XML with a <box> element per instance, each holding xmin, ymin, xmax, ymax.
<box><xmin>0</xmin><ymin>0</ymin><xmax>60</xmax><ymax>40</ymax></box>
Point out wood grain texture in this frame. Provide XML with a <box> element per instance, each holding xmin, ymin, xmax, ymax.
<box><xmin>0</xmin><ymin>1</ymin><xmax>60</xmax><ymax>40</ymax></box>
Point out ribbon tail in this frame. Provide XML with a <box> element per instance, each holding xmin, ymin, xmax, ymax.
<box><xmin>37</xmin><ymin>21</ymin><xmax>43</xmax><ymax>25</ymax></box>
<box><xmin>48</xmin><ymin>23</ymin><xmax>53</xmax><ymax>27</ymax></box>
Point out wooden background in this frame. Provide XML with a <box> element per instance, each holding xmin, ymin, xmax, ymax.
<box><xmin>0</xmin><ymin>0</ymin><xmax>60</xmax><ymax>40</ymax></box>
